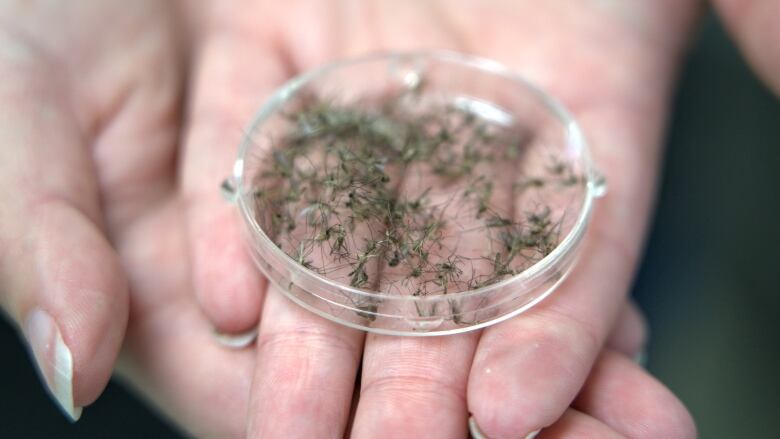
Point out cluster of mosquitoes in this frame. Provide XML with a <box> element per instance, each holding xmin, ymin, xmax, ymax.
<box><xmin>251</xmin><ymin>86</ymin><xmax>584</xmax><ymax>322</ymax></box>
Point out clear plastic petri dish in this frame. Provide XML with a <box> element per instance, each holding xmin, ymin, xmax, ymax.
<box><xmin>224</xmin><ymin>51</ymin><xmax>605</xmax><ymax>336</ymax></box>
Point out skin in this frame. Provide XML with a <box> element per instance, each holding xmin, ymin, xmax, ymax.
<box><xmin>185</xmin><ymin>1</ymin><xmax>699</xmax><ymax>437</ymax></box>
<box><xmin>6</xmin><ymin>0</ymin><xmax>778</xmax><ymax>437</ymax></box>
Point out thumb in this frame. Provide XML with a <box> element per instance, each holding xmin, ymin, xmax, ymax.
<box><xmin>0</xmin><ymin>37</ymin><xmax>128</xmax><ymax>421</ymax></box>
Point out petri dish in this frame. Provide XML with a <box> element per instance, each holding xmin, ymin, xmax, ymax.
<box><xmin>224</xmin><ymin>51</ymin><xmax>605</xmax><ymax>336</ymax></box>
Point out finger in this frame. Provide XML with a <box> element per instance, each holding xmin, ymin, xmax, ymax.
<box><xmin>351</xmin><ymin>332</ymin><xmax>478</xmax><ymax>438</ymax></box>
<box><xmin>466</xmin><ymin>227</ymin><xmax>631</xmax><ymax>437</ymax></box>
<box><xmin>272</xmin><ymin>0</ymin><xmax>460</xmax><ymax>71</ymax></box>
<box><xmin>465</xmin><ymin>86</ymin><xmax>669</xmax><ymax>438</ymax></box>
<box><xmin>536</xmin><ymin>409</ymin><xmax>625</xmax><ymax>439</ymax></box>
<box><xmin>258</xmin><ymin>5</ymin><xmax>474</xmax><ymax>437</ymax></box>
<box><xmin>0</xmin><ymin>38</ymin><xmax>128</xmax><ymax>420</ymax></box>
<box><xmin>470</xmin><ymin>303</ymin><xmax>652</xmax><ymax>439</ymax></box>
<box><xmin>116</xmin><ymin>200</ymin><xmax>255</xmax><ymax>439</ymax></box>
<box><xmin>245</xmin><ymin>64</ymin><xmax>423</xmax><ymax>435</ymax></box>
<box><xmin>246</xmin><ymin>286</ymin><xmax>364</xmax><ymax>438</ymax></box>
<box><xmin>465</xmin><ymin>10</ymin><xmax>702</xmax><ymax>436</ymax></box>
<box><xmin>334</xmin><ymin>3</ymin><xmax>525</xmax><ymax>434</ymax></box>
<box><xmin>471</xmin><ymin>409</ymin><xmax>624</xmax><ymax>439</ymax></box>
<box><xmin>244</xmin><ymin>117</ymin><xmax>385</xmax><ymax>437</ymax></box>
<box><xmin>574</xmin><ymin>350</ymin><xmax>697</xmax><ymax>439</ymax></box>
<box><xmin>347</xmin><ymin>164</ymin><xmax>487</xmax><ymax>438</ymax></box>
<box><xmin>605</xmin><ymin>300</ymin><xmax>647</xmax><ymax>359</ymax></box>
<box><xmin>714</xmin><ymin>0</ymin><xmax>780</xmax><ymax>95</ymax></box>
<box><xmin>181</xmin><ymin>5</ymin><xmax>289</xmax><ymax>335</ymax></box>
<box><xmin>239</xmin><ymin>2</ymin><xmax>453</xmax><ymax>433</ymax></box>
<box><xmin>350</xmin><ymin>102</ymin><xmax>519</xmax><ymax>438</ymax></box>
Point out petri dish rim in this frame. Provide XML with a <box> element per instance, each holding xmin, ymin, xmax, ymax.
<box><xmin>234</xmin><ymin>50</ymin><xmax>598</xmax><ymax>305</ymax></box>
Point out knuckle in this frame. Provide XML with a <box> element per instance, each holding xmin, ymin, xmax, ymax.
<box><xmin>362</xmin><ymin>373</ymin><xmax>465</xmax><ymax>408</ymax></box>
<box><xmin>255</xmin><ymin>328</ymin><xmax>357</xmax><ymax>393</ymax></box>
<box><xmin>360</xmin><ymin>337</ymin><xmax>470</xmax><ymax>407</ymax></box>
<box><xmin>257</xmin><ymin>325</ymin><xmax>361</xmax><ymax>365</ymax></box>
<box><xmin>534</xmin><ymin>307</ymin><xmax>604</xmax><ymax>364</ymax></box>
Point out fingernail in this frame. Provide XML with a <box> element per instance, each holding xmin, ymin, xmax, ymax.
<box><xmin>213</xmin><ymin>327</ymin><xmax>258</xmax><ymax>349</ymax></box>
<box><xmin>24</xmin><ymin>308</ymin><xmax>82</xmax><ymax>421</ymax></box>
<box><xmin>633</xmin><ymin>348</ymin><xmax>648</xmax><ymax>368</ymax></box>
<box><xmin>469</xmin><ymin>417</ymin><xmax>541</xmax><ymax>439</ymax></box>
<box><xmin>469</xmin><ymin>417</ymin><xmax>489</xmax><ymax>439</ymax></box>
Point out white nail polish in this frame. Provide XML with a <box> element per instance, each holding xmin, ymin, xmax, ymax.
<box><xmin>469</xmin><ymin>416</ymin><xmax>541</xmax><ymax>439</ymax></box>
<box><xmin>213</xmin><ymin>327</ymin><xmax>258</xmax><ymax>349</ymax></box>
<box><xmin>469</xmin><ymin>417</ymin><xmax>489</xmax><ymax>439</ymax></box>
<box><xmin>525</xmin><ymin>429</ymin><xmax>541</xmax><ymax>439</ymax></box>
<box><xmin>24</xmin><ymin>308</ymin><xmax>82</xmax><ymax>421</ymax></box>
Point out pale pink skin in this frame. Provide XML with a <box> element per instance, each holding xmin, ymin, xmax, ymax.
<box><xmin>3</xmin><ymin>0</ymin><xmax>779</xmax><ymax>437</ymax></box>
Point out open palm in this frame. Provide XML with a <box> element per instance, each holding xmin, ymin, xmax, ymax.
<box><xmin>1</xmin><ymin>1</ymin><xmax>701</xmax><ymax>438</ymax></box>
<box><xmin>159</xmin><ymin>1</ymin><xmax>696</xmax><ymax>437</ymax></box>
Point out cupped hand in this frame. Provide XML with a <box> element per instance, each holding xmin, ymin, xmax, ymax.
<box><xmin>174</xmin><ymin>1</ymin><xmax>699</xmax><ymax>437</ymax></box>
<box><xmin>0</xmin><ymin>0</ymin><xmax>707</xmax><ymax>438</ymax></box>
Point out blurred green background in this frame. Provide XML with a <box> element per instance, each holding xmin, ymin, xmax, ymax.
<box><xmin>632</xmin><ymin>15</ymin><xmax>780</xmax><ymax>438</ymax></box>
<box><xmin>1</xmin><ymin>14</ymin><xmax>778</xmax><ymax>438</ymax></box>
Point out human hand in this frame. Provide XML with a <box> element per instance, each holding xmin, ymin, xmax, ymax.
<box><xmin>0</xmin><ymin>0</ymin><xmax>181</xmax><ymax>422</ymax></box>
<box><xmin>0</xmin><ymin>0</ymin><xmax>700</xmax><ymax>437</ymax></box>
<box><xmin>713</xmin><ymin>0</ymin><xmax>780</xmax><ymax>97</ymax></box>
<box><xmin>172</xmin><ymin>1</ymin><xmax>699</xmax><ymax>437</ymax></box>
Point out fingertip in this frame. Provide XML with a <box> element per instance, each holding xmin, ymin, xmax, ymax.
<box><xmin>469</xmin><ymin>417</ymin><xmax>541</xmax><ymax>439</ymax></box>
<box><xmin>195</xmin><ymin>271</ymin><xmax>264</xmax><ymax>334</ymax></box>
<box><xmin>192</xmin><ymin>219</ymin><xmax>265</xmax><ymax>334</ymax></box>
<box><xmin>624</xmin><ymin>370</ymin><xmax>698</xmax><ymax>439</ymax></box>
<box><xmin>656</xmin><ymin>403</ymin><xmax>698</xmax><ymax>439</ymax></box>
<box><xmin>629</xmin><ymin>371</ymin><xmax>698</xmax><ymax>439</ymax></box>
<box><xmin>467</xmin><ymin>367</ymin><xmax>547</xmax><ymax>439</ymax></box>
<box><xmin>196</xmin><ymin>269</ymin><xmax>264</xmax><ymax>334</ymax></box>
<box><xmin>20</xmin><ymin>204</ymin><xmax>130</xmax><ymax>413</ymax></box>
<box><xmin>536</xmin><ymin>409</ymin><xmax>623</xmax><ymax>438</ymax></box>
<box><xmin>577</xmin><ymin>351</ymin><xmax>697</xmax><ymax>439</ymax></box>
<box><xmin>468</xmin><ymin>407</ymin><xmax>544</xmax><ymax>439</ymax></box>
<box><xmin>212</xmin><ymin>327</ymin><xmax>257</xmax><ymax>349</ymax></box>
<box><xmin>23</xmin><ymin>307</ymin><xmax>83</xmax><ymax>421</ymax></box>
<box><xmin>468</xmin><ymin>315</ymin><xmax>594</xmax><ymax>439</ymax></box>
<box><xmin>606</xmin><ymin>300</ymin><xmax>648</xmax><ymax>357</ymax></box>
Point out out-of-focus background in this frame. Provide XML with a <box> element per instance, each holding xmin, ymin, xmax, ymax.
<box><xmin>0</xmin><ymin>14</ymin><xmax>777</xmax><ymax>439</ymax></box>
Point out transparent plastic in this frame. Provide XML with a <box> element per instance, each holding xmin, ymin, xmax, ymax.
<box><xmin>225</xmin><ymin>51</ymin><xmax>605</xmax><ymax>336</ymax></box>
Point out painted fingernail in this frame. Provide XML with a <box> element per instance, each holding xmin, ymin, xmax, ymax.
<box><xmin>213</xmin><ymin>327</ymin><xmax>258</xmax><ymax>349</ymax></box>
<box><xmin>24</xmin><ymin>308</ymin><xmax>82</xmax><ymax>421</ymax></box>
<box><xmin>469</xmin><ymin>417</ymin><xmax>489</xmax><ymax>439</ymax></box>
<box><xmin>469</xmin><ymin>416</ymin><xmax>541</xmax><ymax>439</ymax></box>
